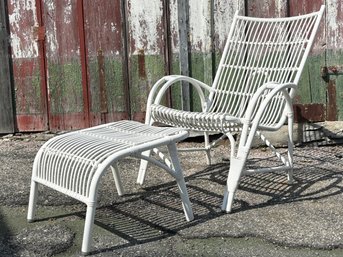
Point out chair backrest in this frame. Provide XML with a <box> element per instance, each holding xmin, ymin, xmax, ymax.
<box><xmin>208</xmin><ymin>6</ymin><xmax>324</xmax><ymax>127</ymax></box>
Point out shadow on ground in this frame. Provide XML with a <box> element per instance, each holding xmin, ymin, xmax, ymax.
<box><xmin>0</xmin><ymin>137</ymin><xmax>343</xmax><ymax>256</ymax></box>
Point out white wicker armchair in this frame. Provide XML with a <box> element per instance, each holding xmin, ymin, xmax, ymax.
<box><xmin>138</xmin><ymin>6</ymin><xmax>325</xmax><ymax>213</ymax></box>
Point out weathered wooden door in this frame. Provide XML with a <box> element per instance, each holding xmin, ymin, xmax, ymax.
<box><xmin>38</xmin><ymin>0</ymin><xmax>130</xmax><ymax>131</ymax></box>
<box><xmin>4</xmin><ymin>0</ymin><xmax>343</xmax><ymax>133</ymax></box>
<box><xmin>4</xmin><ymin>0</ymin><xmax>131</xmax><ymax>132</ymax></box>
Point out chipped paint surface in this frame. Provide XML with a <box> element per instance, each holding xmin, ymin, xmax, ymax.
<box><xmin>6</xmin><ymin>0</ymin><xmax>343</xmax><ymax>132</ymax></box>
<box><xmin>214</xmin><ymin>0</ymin><xmax>244</xmax><ymax>50</ymax></box>
<box><xmin>169</xmin><ymin>0</ymin><xmax>179</xmax><ymax>53</ymax></box>
<box><xmin>44</xmin><ymin>1</ymin><xmax>58</xmax><ymax>55</ymax></box>
<box><xmin>128</xmin><ymin>0</ymin><xmax>163</xmax><ymax>55</ymax></box>
<box><xmin>8</xmin><ymin>0</ymin><xmax>38</xmax><ymax>58</ymax></box>
<box><xmin>327</xmin><ymin>0</ymin><xmax>343</xmax><ymax>49</ymax></box>
<box><xmin>189</xmin><ymin>0</ymin><xmax>211</xmax><ymax>52</ymax></box>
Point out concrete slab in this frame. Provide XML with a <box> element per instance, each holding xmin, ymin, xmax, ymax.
<box><xmin>0</xmin><ymin>133</ymin><xmax>343</xmax><ymax>256</ymax></box>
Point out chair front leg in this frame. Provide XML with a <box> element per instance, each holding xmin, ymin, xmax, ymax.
<box><xmin>221</xmin><ymin>146</ymin><xmax>249</xmax><ymax>213</ymax></box>
<box><xmin>204</xmin><ymin>132</ymin><xmax>211</xmax><ymax>165</ymax></box>
<box><xmin>27</xmin><ymin>180</ymin><xmax>39</xmax><ymax>222</ymax></box>
<box><xmin>222</xmin><ymin>122</ymin><xmax>253</xmax><ymax>213</ymax></box>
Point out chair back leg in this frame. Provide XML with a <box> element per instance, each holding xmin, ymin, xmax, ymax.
<box><xmin>137</xmin><ymin>150</ymin><xmax>152</xmax><ymax>185</ymax></box>
<box><xmin>111</xmin><ymin>164</ymin><xmax>124</xmax><ymax>196</ymax></box>
<box><xmin>287</xmin><ymin>113</ymin><xmax>294</xmax><ymax>184</ymax></box>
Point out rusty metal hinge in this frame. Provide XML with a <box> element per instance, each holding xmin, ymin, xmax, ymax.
<box><xmin>321</xmin><ymin>65</ymin><xmax>343</xmax><ymax>78</ymax></box>
<box><xmin>32</xmin><ymin>26</ymin><xmax>45</xmax><ymax>41</ymax></box>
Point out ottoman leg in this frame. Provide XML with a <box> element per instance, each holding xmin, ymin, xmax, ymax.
<box><xmin>111</xmin><ymin>163</ymin><xmax>124</xmax><ymax>196</ymax></box>
<box><xmin>167</xmin><ymin>143</ymin><xmax>194</xmax><ymax>221</ymax></box>
<box><xmin>137</xmin><ymin>150</ymin><xmax>151</xmax><ymax>185</ymax></box>
<box><xmin>81</xmin><ymin>203</ymin><xmax>96</xmax><ymax>255</ymax></box>
<box><xmin>27</xmin><ymin>180</ymin><xmax>39</xmax><ymax>222</ymax></box>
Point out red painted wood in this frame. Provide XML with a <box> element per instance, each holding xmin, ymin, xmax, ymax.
<box><xmin>83</xmin><ymin>0</ymin><xmax>130</xmax><ymax>126</ymax></box>
<box><xmin>7</xmin><ymin>0</ymin><xmax>48</xmax><ymax>131</ymax></box>
<box><xmin>43</xmin><ymin>0</ymin><xmax>87</xmax><ymax>131</ymax></box>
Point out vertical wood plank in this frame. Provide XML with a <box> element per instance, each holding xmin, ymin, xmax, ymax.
<box><xmin>212</xmin><ymin>0</ymin><xmax>244</xmax><ymax>73</ymax></box>
<box><xmin>168</xmin><ymin>0</ymin><xmax>182</xmax><ymax>109</ymax></box>
<box><xmin>126</xmin><ymin>0</ymin><xmax>167</xmax><ymax>121</ymax></box>
<box><xmin>177</xmin><ymin>0</ymin><xmax>190</xmax><ymax>111</ymax></box>
<box><xmin>288</xmin><ymin>0</ymin><xmax>327</xmax><ymax>118</ymax></box>
<box><xmin>188</xmin><ymin>0</ymin><xmax>212</xmax><ymax>111</ymax></box>
<box><xmin>43</xmin><ymin>0</ymin><xmax>86</xmax><ymax>130</ymax></box>
<box><xmin>83</xmin><ymin>0</ymin><xmax>129</xmax><ymax>126</ymax></box>
<box><xmin>77</xmin><ymin>0</ymin><xmax>90</xmax><ymax>127</ymax></box>
<box><xmin>8</xmin><ymin>0</ymin><xmax>47</xmax><ymax>131</ymax></box>
<box><xmin>0</xmin><ymin>0</ymin><xmax>15</xmax><ymax>133</ymax></box>
<box><xmin>324</xmin><ymin>0</ymin><xmax>343</xmax><ymax>120</ymax></box>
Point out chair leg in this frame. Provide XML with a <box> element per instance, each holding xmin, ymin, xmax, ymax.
<box><xmin>81</xmin><ymin>203</ymin><xmax>96</xmax><ymax>255</ymax></box>
<box><xmin>137</xmin><ymin>150</ymin><xmax>151</xmax><ymax>185</ymax></box>
<box><xmin>167</xmin><ymin>143</ymin><xmax>194</xmax><ymax>221</ymax></box>
<box><xmin>27</xmin><ymin>180</ymin><xmax>39</xmax><ymax>222</ymax></box>
<box><xmin>204</xmin><ymin>132</ymin><xmax>211</xmax><ymax>165</ymax></box>
<box><xmin>111</xmin><ymin>163</ymin><xmax>124</xmax><ymax>196</ymax></box>
<box><xmin>175</xmin><ymin>177</ymin><xmax>194</xmax><ymax>221</ymax></box>
<box><xmin>287</xmin><ymin>115</ymin><xmax>294</xmax><ymax>184</ymax></box>
<box><xmin>286</xmin><ymin>139</ymin><xmax>294</xmax><ymax>184</ymax></box>
<box><xmin>221</xmin><ymin>152</ymin><xmax>247</xmax><ymax>213</ymax></box>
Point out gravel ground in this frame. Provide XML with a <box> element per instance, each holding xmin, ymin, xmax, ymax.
<box><xmin>0</xmin><ymin>133</ymin><xmax>343</xmax><ymax>256</ymax></box>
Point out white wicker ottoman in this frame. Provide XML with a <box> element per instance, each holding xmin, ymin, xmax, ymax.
<box><xmin>27</xmin><ymin>120</ymin><xmax>193</xmax><ymax>255</ymax></box>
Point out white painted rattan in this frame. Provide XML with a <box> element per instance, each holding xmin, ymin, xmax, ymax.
<box><xmin>139</xmin><ymin>6</ymin><xmax>325</xmax><ymax>213</ymax></box>
<box><xmin>27</xmin><ymin>120</ymin><xmax>193</xmax><ymax>254</ymax></box>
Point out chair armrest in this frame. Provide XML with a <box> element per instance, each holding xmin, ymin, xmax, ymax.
<box><xmin>145</xmin><ymin>75</ymin><xmax>213</xmax><ymax>122</ymax></box>
<box><xmin>244</xmin><ymin>82</ymin><xmax>296</xmax><ymax>125</ymax></box>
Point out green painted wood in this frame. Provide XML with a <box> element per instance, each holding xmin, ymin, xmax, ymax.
<box><xmin>48</xmin><ymin>61</ymin><xmax>83</xmax><ymax>114</ymax></box>
<box><xmin>178</xmin><ymin>0</ymin><xmax>190</xmax><ymax>111</ymax></box>
<box><xmin>83</xmin><ymin>0</ymin><xmax>129</xmax><ymax>125</ymax></box>
<box><xmin>126</xmin><ymin>0</ymin><xmax>167</xmax><ymax>121</ymax></box>
<box><xmin>189</xmin><ymin>53</ymin><xmax>212</xmax><ymax>112</ymax></box>
<box><xmin>325</xmin><ymin>0</ymin><xmax>343</xmax><ymax>121</ymax></box>
<box><xmin>295</xmin><ymin>54</ymin><xmax>327</xmax><ymax>105</ymax></box>
<box><xmin>129</xmin><ymin>54</ymin><xmax>167</xmax><ymax>121</ymax></box>
<box><xmin>326</xmin><ymin>50</ymin><xmax>343</xmax><ymax>120</ymax></box>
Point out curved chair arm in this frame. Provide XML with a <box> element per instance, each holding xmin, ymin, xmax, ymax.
<box><xmin>145</xmin><ymin>75</ymin><xmax>213</xmax><ymax>123</ymax></box>
<box><xmin>244</xmin><ymin>82</ymin><xmax>296</xmax><ymax>123</ymax></box>
<box><xmin>238</xmin><ymin>82</ymin><xmax>296</xmax><ymax>149</ymax></box>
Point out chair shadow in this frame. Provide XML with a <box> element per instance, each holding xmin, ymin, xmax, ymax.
<box><xmin>205</xmin><ymin>146</ymin><xmax>343</xmax><ymax>212</ymax></box>
<box><xmin>36</xmin><ymin>146</ymin><xmax>343</xmax><ymax>255</ymax></box>
<box><xmin>80</xmin><ymin>180</ymin><xmax>226</xmax><ymax>254</ymax></box>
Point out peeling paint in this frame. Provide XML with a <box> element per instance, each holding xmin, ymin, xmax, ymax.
<box><xmin>8</xmin><ymin>0</ymin><xmax>38</xmax><ymax>58</ymax></box>
<box><xmin>169</xmin><ymin>0</ymin><xmax>179</xmax><ymax>53</ymax></box>
<box><xmin>128</xmin><ymin>0</ymin><xmax>163</xmax><ymax>55</ymax></box>
<box><xmin>189</xmin><ymin>0</ymin><xmax>211</xmax><ymax>52</ymax></box>
<box><xmin>45</xmin><ymin>1</ymin><xmax>58</xmax><ymax>55</ymax></box>
<box><xmin>214</xmin><ymin>0</ymin><xmax>244</xmax><ymax>50</ymax></box>
<box><xmin>275</xmin><ymin>0</ymin><xmax>288</xmax><ymax>17</ymax></box>
<box><xmin>7</xmin><ymin>0</ymin><xmax>343</xmax><ymax>132</ymax></box>
<box><xmin>63</xmin><ymin>0</ymin><xmax>73</xmax><ymax>24</ymax></box>
<box><xmin>327</xmin><ymin>0</ymin><xmax>343</xmax><ymax>49</ymax></box>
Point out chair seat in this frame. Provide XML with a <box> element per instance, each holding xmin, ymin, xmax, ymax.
<box><xmin>150</xmin><ymin>104</ymin><xmax>242</xmax><ymax>132</ymax></box>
